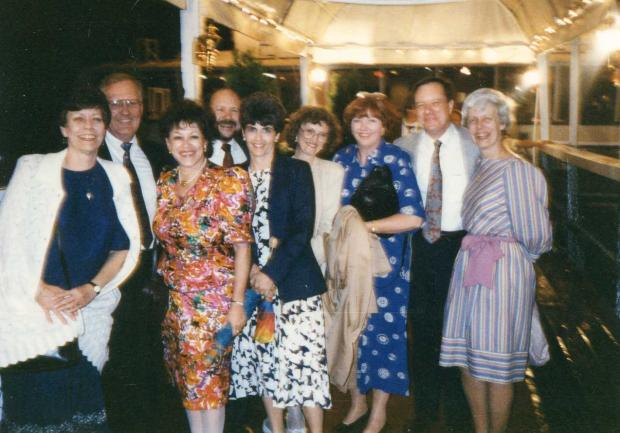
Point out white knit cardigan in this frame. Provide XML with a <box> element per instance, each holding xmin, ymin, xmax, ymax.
<box><xmin>0</xmin><ymin>150</ymin><xmax>141</xmax><ymax>372</ymax></box>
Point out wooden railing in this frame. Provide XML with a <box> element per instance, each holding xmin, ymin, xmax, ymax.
<box><xmin>513</xmin><ymin>139</ymin><xmax>620</xmax><ymax>317</ymax></box>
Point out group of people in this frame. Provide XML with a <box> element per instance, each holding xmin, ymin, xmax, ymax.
<box><xmin>0</xmin><ymin>71</ymin><xmax>552</xmax><ymax>433</ymax></box>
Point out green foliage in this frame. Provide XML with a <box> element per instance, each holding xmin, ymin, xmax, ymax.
<box><xmin>223</xmin><ymin>51</ymin><xmax>279</xmax><ymax>98</ymax></box>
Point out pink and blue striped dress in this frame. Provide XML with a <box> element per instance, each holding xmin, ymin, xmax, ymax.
<box><xmin>439</xmin><ymin>157</ymin><xmax>552</xmax><ymax>383</ymax></box>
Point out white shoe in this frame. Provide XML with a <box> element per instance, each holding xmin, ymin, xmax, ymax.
<box><xmin>286</xmin><ymin>406</ymin><xmax>307</xmax><ymax>433</ymax></box>
<box><xmin>262</xmin><ymin>408</ymin><xmax>307</xmax><ymax>433</ymax></box>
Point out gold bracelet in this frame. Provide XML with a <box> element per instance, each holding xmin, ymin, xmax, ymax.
<box><xmin>231</xmin><ymin>300</ymin><xmax>244</xmax><ymax>307</ymax></box>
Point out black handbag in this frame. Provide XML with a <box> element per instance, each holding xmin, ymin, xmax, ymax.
<box><xmin>1</xmin><ymin>230</ymin><xmax>80</xmax><ymax>375</ymax></box>
<box><xmin>350</xmin><ymin>165</ymin><xmax>400</xmax><ymax>222</ymax></box>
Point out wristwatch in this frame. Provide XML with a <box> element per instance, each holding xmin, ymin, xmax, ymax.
<box><xmin>88</xmin><ymin>281</ymin><xmax>102</xmax><ymax>296</ymax></box>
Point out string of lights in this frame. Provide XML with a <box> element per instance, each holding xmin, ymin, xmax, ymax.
<box><xmin>528</xmin><ymin>0</ymin><xmax>609</xmax><ymax>52</ymax></box>
<box><xmin>217</xmin><ymin>0</ymin><xmax>314</xmax><ymax>45</ymax></box>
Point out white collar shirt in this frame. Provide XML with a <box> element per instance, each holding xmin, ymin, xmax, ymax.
<box><xmin>209</xmin><ymin>138</ymin><xmax>247</xmax><ymax>166</ymax></box>
<box><xmin>415</xmin><ymin>123</ymin><xmax>468</xmax><ymax>231</ymax></box>
<box><xmin>104</xmin><ymin>131</ymin><xmax>157</xmax><ymax>233</ymax></box>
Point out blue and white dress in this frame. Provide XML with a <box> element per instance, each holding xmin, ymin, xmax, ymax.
<box><xmin>333</xmin><ymin>141</ymin><xmax>424</xmax><ymax>396</ymax></box>
<box><xmin>229</xmin><ymin>169</ymin><xmax>332</xmax><ymax>409</ymax></box>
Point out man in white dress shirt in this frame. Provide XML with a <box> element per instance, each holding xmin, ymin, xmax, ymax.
<box><xmin>396</xmin><ymin>76</ymin><xmax>479</xmax><ymax>433</ymax></box>
<box><xmin>98</xmin><ymin>73</ymin><xmax>187</xmax><ymax>433</ymax></box>
<box><xmin>208</xmin><ymin>88</ymin><xmax>248</xmax><ymax>167</ymax></box>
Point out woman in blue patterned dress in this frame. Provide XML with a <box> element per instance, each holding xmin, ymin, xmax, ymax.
<box><xmin>333</xmin><ymin>94</ymin><xmax>424</xmax><ymax>433</ymax></box>
<box><xmin>439</xmin><ymin>88</ymin><xmax>552</xmax><ymax>433</ymax></box>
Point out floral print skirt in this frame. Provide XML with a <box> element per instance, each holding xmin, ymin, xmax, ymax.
<box><xmin>162</xmin><ymin>289</ymin><xmax>231</xmax><ymax>410</ymax></box>
<box><xmin>229</xmin><ymin>294</ymin><xmax>332</xmax><ymax>409</ymax></box>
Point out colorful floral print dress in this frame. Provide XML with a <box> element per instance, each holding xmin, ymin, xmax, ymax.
<box><xmin>153</xmin><ymin>166</ymin><xmax>253</xmax><ymax>410</ymax></box>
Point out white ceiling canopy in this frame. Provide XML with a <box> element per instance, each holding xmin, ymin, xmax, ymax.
<box><xmin>169</xmin><ymin>0</ymin><xmax>616</xmax><ymax>65</ymax></box>
<box><xmin>327</xmin><ymin>0</ymin><xmax>465</xmax><ymax>4</ymax></box>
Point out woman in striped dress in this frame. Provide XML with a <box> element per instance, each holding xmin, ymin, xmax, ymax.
<box><xmin>439</xmin><ymin>88</ymin><xmax>552</xmax><ymax>433</ymax></box>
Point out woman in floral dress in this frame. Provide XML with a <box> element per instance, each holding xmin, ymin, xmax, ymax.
<box><xmin>153</xmin><ymin>100</ymin><xmax>253</xmax><ymax>433</ymax></box>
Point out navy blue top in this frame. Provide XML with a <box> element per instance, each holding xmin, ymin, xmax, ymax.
<box><xmin>43</xmin><ymin>163</ymin><xmax>129</xmax><ymax>289</ymax></box>
<box><xmin>256</xmin><ymin>155</ymin><xmax>327</xmax><ymax>303</ymax></box>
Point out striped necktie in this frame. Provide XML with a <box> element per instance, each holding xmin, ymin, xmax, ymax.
<box><xmin>121</xmin><ymin>142</ymin><xmax>153</xmax><ymax>248</ymax></box>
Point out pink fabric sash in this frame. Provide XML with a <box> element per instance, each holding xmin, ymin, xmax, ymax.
<box><xmin>461</xmin><ymin>234</ymin><xmax>515</xmax><ymax>289</ymax></box>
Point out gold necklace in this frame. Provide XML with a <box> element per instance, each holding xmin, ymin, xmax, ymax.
<box><xmin>178</xmin><ymin>160</ymin><xmax>207</xmax><ymax>187</ymax></box>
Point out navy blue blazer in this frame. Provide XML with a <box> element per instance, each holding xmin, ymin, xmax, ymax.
<box><xmin>256</xmin><ymin>154</ymin><xmax>327</xmax><ymax>303</ymax></box>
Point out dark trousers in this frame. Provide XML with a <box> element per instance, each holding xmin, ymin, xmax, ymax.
<box><xmin>101</xmin><ymin>250</ymin><xmax>188</xmax><ymax>433</ymax></box>
<box><xmin>409</xmin><ymin>231</ymin><xmax>470</xmax><ymax>431</ymax></box>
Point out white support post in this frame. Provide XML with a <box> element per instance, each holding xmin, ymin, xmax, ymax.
<box><xmin>537</xmin><ymin>53</ymin><xmax>550</xmax><ymax>141</ymax></box>
<box><xmin>300</xmin><ymin>54</ymin><xmax>310</xmax><ymax>106</ymax></box>
<box><xmin>180</xmin><ymin>0</ymin><xmax>202</xmax><ymax>102</ymax></box>
<box><xmin>569</xmin><ymin>39</ymin><xmax>581</xmax><ymax>146</ymax></box>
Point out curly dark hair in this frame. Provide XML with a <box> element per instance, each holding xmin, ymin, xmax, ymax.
<box><xmin>159</xmin><ymin>100</ymin><xmax>211</xmax><ymax>156</ymax></box>
<box><xmin>284</xmin><ymin>106</ymin><xmax>342</xmax><ymax>157</ymax></box>
<box><xmin>240</xmin><ymin>92</ymin><xmax>286</xmax><ymax>133</ymax></box>
<box><xmin>159</xmin><ymin>99</ymin><xmax>209</xmax><ymax>139</ymax></box>
<box><xmin>343</xmin><ymin>94</ymin><xmax>401</xmax><ymax>142</ymax></box>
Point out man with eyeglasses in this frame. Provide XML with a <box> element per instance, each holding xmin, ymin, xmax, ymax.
<box><xmin>98</xmin><ymin>72</ymin><xmax>187</xmax><ymax>433</ymax></box>
<box><xmin>208</xmin><ymin>88</ymin><xmax>249</xmax><ymax>168</ymax></box>
<box><xmin>395</xmin><ymin>76</ymin><xmax>479</xmax><ymax>433</ymax></box>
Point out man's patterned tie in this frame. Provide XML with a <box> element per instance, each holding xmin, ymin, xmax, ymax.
<box><xmin>422</xmin><ymin>140</ymin><xmax>442</xmax><ymax>243</ymax></box>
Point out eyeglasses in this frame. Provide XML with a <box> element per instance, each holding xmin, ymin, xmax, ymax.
<box><xmin>300</xmin><ymin>127</ymin><xmax>328</xmax><ymax>141</ymax></box>
<box><xmin>108</xmin><ymin>99</ymin><xmax>142</xmax><ymax>109</ymax></box>
<box><xmin>415</xmin><ymin>99</ymin><xmax>448</xmax><ymax>111</ymax></box>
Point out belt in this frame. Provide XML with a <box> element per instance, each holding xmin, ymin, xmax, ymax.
<box><xmin>439</xmin><ymin>230</ymin><xmax>466</xmax><ymax>240</ymax></box>
<box><xmin>461</xmin><ymin>234</ymin><xmax>515</xmax><ymax>289</ymax></box>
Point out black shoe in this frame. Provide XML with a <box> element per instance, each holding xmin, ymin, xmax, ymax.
<box><xmin>334</xmin><ymin>413</ymin><xmax>369</xmax><ymax>433</ymax></box>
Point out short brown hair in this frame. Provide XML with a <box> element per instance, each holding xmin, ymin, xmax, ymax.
<box><xmin>284</xmin><ymin>106</ymin><xmax>342</xmax><ymax>157</ymax></box>
<box><xmin>343</xmin><ymin>94</ymin><xmax>400</xmax><ymax>142</ymax></box>
<box><xmin>59</xmin><ymin>85</ymin><xmax>110</xmax><ymax>127</ymax></box>
<box><xmin>412</xmin><ymin>76</ymin><xmax>454</xmax><ymax>103</ymax></box>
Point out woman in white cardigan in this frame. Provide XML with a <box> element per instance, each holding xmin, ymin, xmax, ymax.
<box><xmin>0</xmin><ymin>86</ymin><xmax>140</xmax><ymax>432</ymax></box>
<box><xmin>288</xmin><ymin>106</ymin><xmax>345</xmax><ymax>273</ymax></box>
<box><xmin>264</xmin><ymin>107</ymin><xmax>343</xmax><ymax>433</ymax></box>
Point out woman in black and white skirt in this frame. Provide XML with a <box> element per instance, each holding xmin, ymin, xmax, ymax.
<box><xmin>229</xmin><ymin>93</ymin><xmax>331</xmax><ymax>433</ymax></box>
